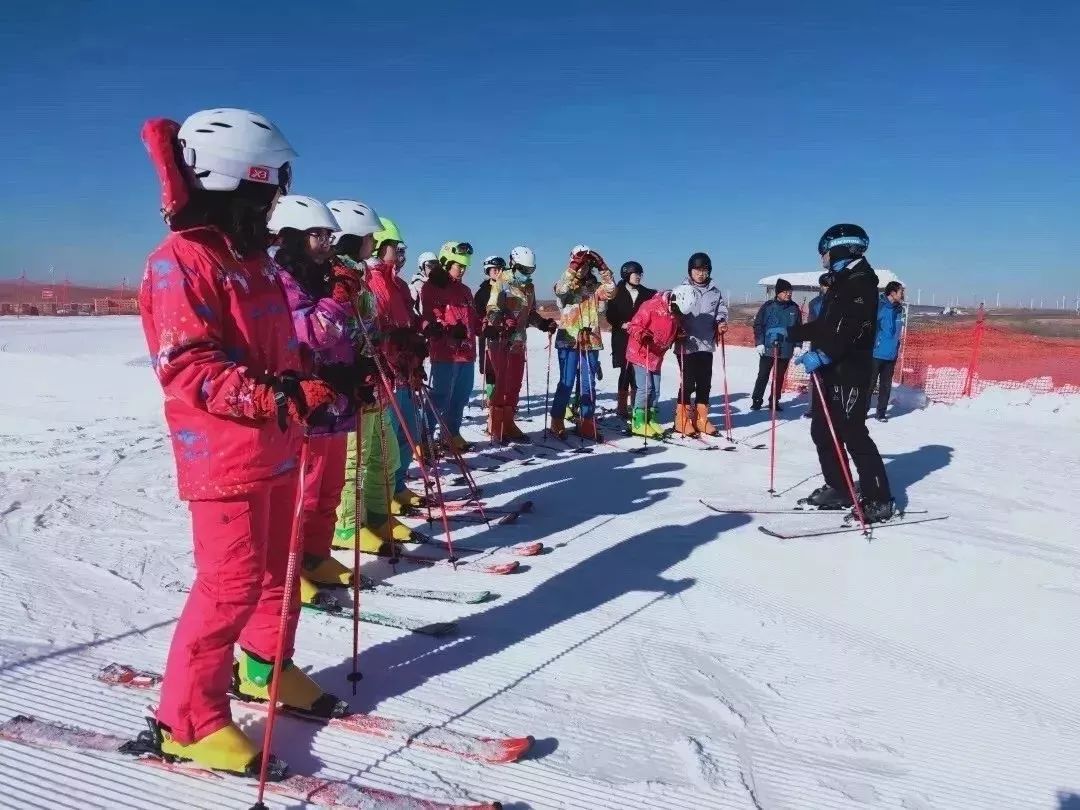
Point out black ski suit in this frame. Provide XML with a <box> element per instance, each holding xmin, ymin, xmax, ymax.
<box><xmin>788</xmin><ymin>257</ymin><xmax>891</xmax><ymax>502</ymax></box>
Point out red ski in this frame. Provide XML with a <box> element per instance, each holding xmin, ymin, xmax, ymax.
<box><xmin>0</xmin><ymin>715</ymin><xmax>503</xmax><ymax>809</ymax></box>
<box><xmin>96</xmin><ymin>664</ymin><xmax>533</xmax><ymax>765</ymax></box>
<box><xmin>372</xmin><ymin>550</ymin><xmax>520</xmax><ymax>575</ymax></box>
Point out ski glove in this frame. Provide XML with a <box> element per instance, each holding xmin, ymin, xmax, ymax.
<box><xmin>482</xmin><ymin>324</ymin><xmax>501</xmax><ymax>340</ymax></box>
<box><xmin>796</xmin><ymin>350</ymin><xmax>831</xmax><ymax>374</ymax></box>
<box><xmin>765</xmin><ymin>326</ymin><xmax>788</xmax><ymax>345</ymax></box>
<box><xmin>388</xmin><ymin>326</ymin><xmax>414</xmax><ymax>350</ymax></box>
<box><xmin>252</xmin><ymin>373</ymin><xmax>336</xmax><ymax>431</ymax></box>
<box><xmin>542</xmin><ymin>317</ymin><xmax>558</xmax><ymax>333</ymax></box>
<box><xmin>424</xmin><ymin>322</ymin><xmax>445</xmax><ymax>338</ymax></box>
<box><xmin>330</xmin><ymin>265</ymin><xmax>362</xmax><ymax>305</ymax></box>
<box><xmin>756</xmin><ymin>344</ymin><xmax>766</xmax><ymax>356</ymax></box>
<box><xmin>448</xmin><ymin>323</ymin><xmax>468</xmax><ymax>340</ymax></box>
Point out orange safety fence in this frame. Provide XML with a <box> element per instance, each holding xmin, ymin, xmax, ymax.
<box><xmin>774</xmin><ymin>307</ymin><xmax>1080</xmax><ymax>402</ymax></box>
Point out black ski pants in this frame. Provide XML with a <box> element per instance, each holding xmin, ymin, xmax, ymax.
<box><xmin>810</xmin><ymin>360</ymin><xmax>891</xmax><ymax>502</ymax></box>
<box><xmin>677</xmin><ymin>350</ymin><xmax>713</xmax><ymax>406</ymax></box>
<box><xmin>868</xmin><ymin>358</ymin><xmax>896</xmax><ymax>416</ymax></box>
<box><xmin>752</xmin><ymin>354</ymin><xmax>789</xmax><ymax>406</ymax></box>
<box><xmin>617</xmin><ymin>363</ymin><xmax>637</xmax><ymax>393</ymax></box>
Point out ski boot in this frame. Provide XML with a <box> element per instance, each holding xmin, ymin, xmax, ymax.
<box><xmin>695</xmin><ymin>404</ymin><xmax>719</xmax><ymax>436</ymax></box>
<box><xmin>393</xmin><ymin>487</ymin><xmax>426</xmax><ymax>511</ymax></box>
<box><xmin>450</xmin><ymin>434</ymin><xmax>473</xmax><ymax>453</ymax></box>
<box><xmin>631</xmin><ymin>408</ymin><xmax>663</xmax><ymax>439</ymax></box>
<box><xmin>299</xmin><ymin>554</ymin><xmax>352</xmax><ymax>606</ymax></box>
<box><xmin>674</xmin><ymin>404</ymin><xmax>697</xmax><ymax>436</ymax></box>
<box><xmin>547</xmin><ymin>415</ymin><xmax>567</xmax><ymax>440</ymax></box>
<box><xmin>797</xmin><ymin>485</ymin><xmax>853</xmax><ymax>510</ymax></box>
<box><xmin>501</xmin><ymin>407</ymin><xmax>532</xmax><ymax>443</ymax></box>
<box><xmin>128</xmin><ymin>718</ymin><xmax>283</xmax><ymax>779</ymax></box>
<box><xmin>576</xmin><ymin>417</ymin><xmax>601</xmax><ymax>441</ymax></box>
<box><xmin>331</xmin><ymin>521</ymin><xmax>394</xmax><ymax>554</ymax></box>
<box><xmin>750</xmin><ymin>400</ymin><xmax>763</xmax><ymax>411</ymax></box>
<box><xmin>853</xmin><ymin>499</ymin><xmax>896</xmax><ymax>525</ymax></box>
<box><xmin>233</xmin><ymin>651</ymin><xmax>348</xmax><ymax>719</ymax></box>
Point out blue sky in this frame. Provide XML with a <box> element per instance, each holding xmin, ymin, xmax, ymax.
<box><xmin>1</xmin><ymin>0</ymin><xmax>1078</xmax><ymax>303</ymax></box>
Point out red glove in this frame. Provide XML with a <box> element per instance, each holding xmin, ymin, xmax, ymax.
<box><xmin>330</xmin><ymin>265</ymin><xmax>361</xmax><ymax>305</ymax></box>
<box><xmin>588</xmin><ymin>251</ymin><xmax>609</xmax><ymax>273</ymax></box>
<box><xmin>569</xmin><ymin>252</ymin><xmax>590</xmax><ymax>272</ymax></box>
<box><xmin>502</xmin><ymin>315</ymin><xmax>518</xmax><ymax>332</ymax></box>
<box><xmin>640</xmin><ymin>332</ymin><xmax>655</xmax><ymax>349</ymax></box>
<box><xmin>252</xmin><ymin>374</ymin><xmax>335</xmax><ymax>431</ymax></box>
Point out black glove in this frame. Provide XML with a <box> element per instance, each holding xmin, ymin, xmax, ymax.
<box><xmin>543</xmin><ymin>318</ymin><xmax>558</xmax><ymax>333</ymax></box>
<box><xmin>449</xmin><ymin>323</ymin><xmax>468</xmax><ymax>340</ymax></box>
<box><xmin>482</xmin><ymin>324</ymin><xmax>501</xmax><ymax>340</ymax></box>
<box><xmin>424</xmin><ymin>322</ymin><xmax>445</xmax><ymax>338</ymax></box>
<box><xmin>355</xmin><ymin>355</ymin><xmax>380</xmax><ymax>406</ymax></box>
<box><xmin>410</xmin><ymin>332</ymin><xmax>428</xmax><ymax>360</ymax></box>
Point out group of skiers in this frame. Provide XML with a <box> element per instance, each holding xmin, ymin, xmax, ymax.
<box><xmin>136</xmin><ymin>106</ymin><xmax>897</xmax><ymax>779</ymax></box>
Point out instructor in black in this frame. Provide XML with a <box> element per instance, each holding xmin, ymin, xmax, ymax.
<box><xmin>781</xmin><ymin>224</ymin><xmax>894</xmax><ymax>524</ymax></box>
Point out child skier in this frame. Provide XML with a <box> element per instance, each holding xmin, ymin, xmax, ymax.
<box><xmin>484</xmin><ymin>246</ymin><xmax>558</xmax><ymax>442</ymax></box>
<box><xmin>365</xmin><ymin>216</ymin><xmax>428</xmax><ymax>518</ymax></box>
<box><xmin>671</xmin><ymin>252</ymin><xmax>729</xmax><ymax>435</ymax></box>
<box><xmin>550</xmin><ymin>245</ymin><xmax>616</xmax><ymax>439</ymax></box>
<box><xmin>605</xmin><ymin>260</ymin><xmax>656</xmax><ymax>419</ymax></box>
<box><xmin>421</xmin><ymin>241</ymin><xmax>479</xmax><ymax>451</ymax></box>
<box><xmin>268</xmin><ymin>195</ymin><xmax>367</xmax><ymax>606</ymax></box>
<box><xmin>138</xmin><ymin>109</ymin><xmax>341</xmax><ymax>774</ymax></box>
<box><xmin>625</xmin><ymin>290</ymin><xmax>690</xmax><ymax>437</ymax></box>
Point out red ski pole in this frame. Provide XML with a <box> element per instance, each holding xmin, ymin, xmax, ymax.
<box><xmin>349</xmin><ymin>412</ymin><xmax>363</xmax><ymax>694</ymax></box>
<box><xmin>251</xmin><ymin>435</ymin><xmax>310</xmax><ymax>809</ymax></box>
<box><xmin>768</xmin><ymin>343</ymin><xmax>779</xmax><ymax>495</ymax></box>
<box><xmin>720</xmin><ymin>333</ymin><xmax>734</xmax><ymax>444</ymax></box>
<box><xmin>809</xmin><ymin>371</ymin><xmax>868</xmax><ymax>535</ymax></box>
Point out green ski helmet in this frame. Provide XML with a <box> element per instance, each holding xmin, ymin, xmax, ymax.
<box><xmin>372</xmin><ymin>216</ymin><xmax>403</xmax><ymax>252</ymax></box>
<box><xmin>438</xmin><ymin>240</ymin><xmax>474</xmax><ymax>268</ymax></box>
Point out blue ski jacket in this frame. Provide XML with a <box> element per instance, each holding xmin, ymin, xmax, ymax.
<box><xmin>873</xmin><ymin>294</ymin><xmax>904</xmax><ymax>361</ymax></box>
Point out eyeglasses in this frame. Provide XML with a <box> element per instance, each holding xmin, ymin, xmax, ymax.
<box><xmin>306</xmin><ymin>230</ymin><xmax>333</xmax><ymax>245</ymax></box>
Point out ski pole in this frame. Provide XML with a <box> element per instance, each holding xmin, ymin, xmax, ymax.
<box><xmin>349</xmin><ymin>411</ymin><xmax>364</xmax><ymax>694</ymax></box>
<box><xmin>809</xmin><ymin>371</ymin><xmax>868</xmax><ymax>535</ymax></box>
<box><xmin>376</xmin><ymin>405</ymin><xmax>397</xmax><ymax>562</ymax></box>
<box><xmin>352</xmin><ymin>313</ymin><xmax>457</xmax><ymax>559</ymax></box>
<box><xmin>574</xmin><ymin>339</ymin><xmax>590</xmax><ymax>454</ymax></box>
<box><xmin>543</xmin><ymin>334</ymin><xmax>553</xmax><ymax>441</ymax></box>
<box><xmin>630</xmin><ymin>363</ymin><xmax>649</xmax><ymax>455</ymax></box>
<box><xmin>582</xmin><ymin>346</ymin><xmax>601</xmax><ymax>447</ymax></box>
<box><xmin>410</xmin><ymin>387</ymin><xmax>436</xmax><ymax>526</ymax></box>
<box><xmin>720</xmin><ymin>333</ymin><xmax>734</xmax><ymax>444</ymax></box>
<box><xmin>421</xmin><ymin>383</ymin><xmax>487</xmax><ymax>519</ymax></box>
<box><xmin>485</xmin><ymin>342</ymin><xmax>500</xmax><ymax>441</ymax></box>
<box><xmin>251</xmin><ymin>435</ymin><xmax>310</xmax><ymax>810</ymax></box>
<box><xmin>417</xmin><ymin>387</ymin><xmax>455</xmax><ymax>561</ymax></box>
<box><xmin>769</xmin><ymin>343</ymin><xmax>779</xmax><ymax>495</ymax></box>
<box><xmin>524</xmin><ymin>338</ymin><xmax>532</xmax><ymax>422</ymax></box>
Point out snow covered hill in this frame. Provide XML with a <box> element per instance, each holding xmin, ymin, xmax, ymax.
<box><xmin>1</xmin><ymin>316</ymin><xmax>1078</xmax><ymax>809</ymax></box>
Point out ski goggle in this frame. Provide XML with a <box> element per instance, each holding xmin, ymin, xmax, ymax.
<box><xmin>511</xmin><ymin>263</ymin><xmax>535</xmax><ymax>275</ymax></box>
<box><xmin>484</xmin><ymin>257</ymin><xmax>507</xmax><ymax>270</ymax></box>
<box><xmin>448</xmin><ymin>242</ymin><xmax>473</xmax><ymax>257</ymax></box>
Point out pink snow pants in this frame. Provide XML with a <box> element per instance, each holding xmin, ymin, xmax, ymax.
<box><xmin>157</xmin><ymin>473</ymin><xmax>301</xmax><ymax>744</ymax></box>
<box><xmin>302</xmin><ymin>433</ymin><xmax>349</xmax><ymax>559</ymax></box>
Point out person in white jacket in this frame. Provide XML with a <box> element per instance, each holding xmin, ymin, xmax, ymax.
<box><xmin>671</xmin><ymin>252</ymin><xmax>728</xmax><ymax>436</ymax></box>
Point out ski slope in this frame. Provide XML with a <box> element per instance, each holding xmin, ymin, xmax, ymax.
<box><xmin>1</xmin><ymin>315</ymin><xmax>1078</xmax><ymax>810</ymax></box>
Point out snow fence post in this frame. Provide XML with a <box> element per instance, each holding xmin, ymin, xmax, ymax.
<box><xmin>961</xmin><ymin>305</ymin><xmax>987</xmax><ymax>398</ymax></box>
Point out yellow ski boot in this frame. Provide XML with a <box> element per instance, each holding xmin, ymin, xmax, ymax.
<box><xmin>234</xmin><ymin>650</ymin><xmax>347</xmax><ymax>719</ymax></box>
<box><xmin>148</xmin><ymin>719</ymin><xmax>282</xmax><ymax>779</ymax></box>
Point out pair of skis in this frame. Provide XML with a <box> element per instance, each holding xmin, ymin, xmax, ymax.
<box><xmin>698</xmin><ymin>499</ymin><xmax>948</xmax><ymax>539</ymax></box>
<box><xmin>0</xmin><ymin>661</ymin><xmax>525</xmax><ymax>808</ymax></box>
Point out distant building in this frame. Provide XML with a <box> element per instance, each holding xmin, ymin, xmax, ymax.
<box><xmin>757</xmin><ymin>269</ymin><xmax>904</xmax><ymax>309</ymax></box>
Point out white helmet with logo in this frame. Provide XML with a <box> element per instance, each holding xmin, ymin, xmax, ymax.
<box><xmin>509</xmin><ymin>246</ymin><xmax>536</xmax><ymax>270</ymax></box>
<box><xmin>672</xmin><ymin>285</ymin><xmax>698</xmax><ymax>315</ymax></box>
<box><xmin>326</xmin><ymin>199</ymin><xmax>380</xmax><ymax>240</ymax></box>
<box><xmin>177</xmin><ymin>108</ymin><xmax>296</xmax><ymax>192</ymax></box>
<box><xmin>570</xmin><ymin>244</ymin><xmax>591</xmax><ymax>257</ymax></box>
<box><xmin>267</xmin><ymin>195</ymin><xmax>339</xmax><ymax>234</ymax></box>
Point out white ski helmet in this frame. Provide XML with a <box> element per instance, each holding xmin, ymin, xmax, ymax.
<box><xmin>417</xmin><ymin>251</ymin><xmax>438</xmax><ymax>270</ymax></box>
<box><xmin>267</xmin><ymin>195</ymin><xmax>340</xmax><ymax>235</ymax></box>
<box><xmin>177</xmin><ymin>108</ymin><xmax>296</xmax><ymax>192</ymax></box>
<box><xmin>672</xmin><ymin>285</ymin><xmax>698</xmax><ymax>314</ymax></box>
<box><xmin>326</xmin><ymin>199</ymin><xmax>380</xmax><ymax>240</ymax></box>
<box><xmin>570</xmin><ymin>244</ymin><xmax>591</xmax><ymax>257</ymax></box>
<box><xmin>509</xmin><ymin>246</ymin><xmax>536</xmax><ymax>271</ymax></box>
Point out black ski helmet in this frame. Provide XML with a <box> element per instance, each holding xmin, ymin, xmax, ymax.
<box><xmin>688</xmin><ymin>252</ymin><xmax>712</xmax><ymax>275</ymax></box>
<box><xmin>818</xmin><ymin>224</ymin><xmax>869</xmax><ymax>257</ymax></box>
<box><xmin>818</xmin><ymin>272</ymin><xmax>832</xmax><ymax>287</ymax></box>
<box><xmin>620</xmin><ymin>260</ymin><xmax>643</xmax><ymax>282</ymax></box>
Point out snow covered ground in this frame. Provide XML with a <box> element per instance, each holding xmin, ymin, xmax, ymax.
<box><xmin>1</xmin><ymin>315</ymin><xmax>1078</xmax><ymax>810</ymax></box>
